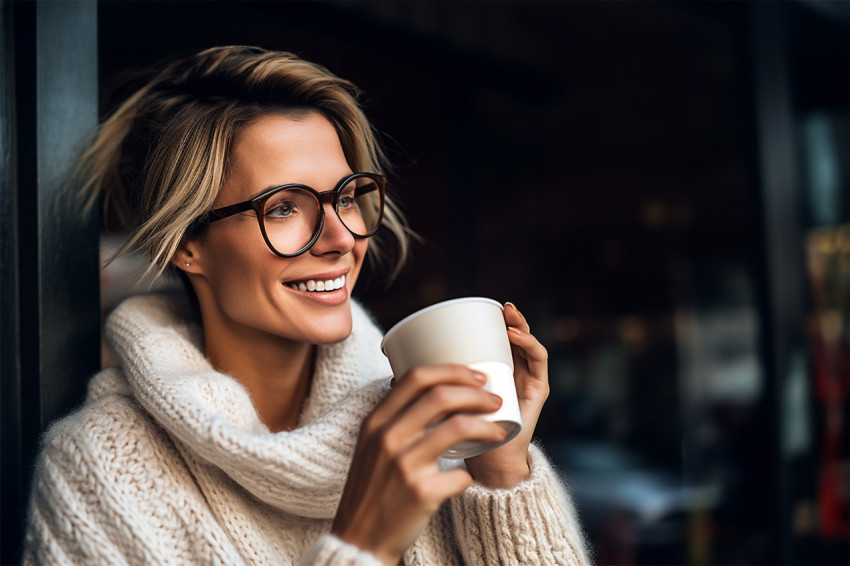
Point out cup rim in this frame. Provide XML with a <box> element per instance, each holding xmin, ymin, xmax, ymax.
<box><xmin>381</xmin><ymin>296</ymin><xmax>504</xmax><ymax>353</ymax></box>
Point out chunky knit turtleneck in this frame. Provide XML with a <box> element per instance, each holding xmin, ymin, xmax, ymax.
<box><xmin>24</xmin><ymin>294</ymin><xmax>590</xmax><ymax>565</ymax></box>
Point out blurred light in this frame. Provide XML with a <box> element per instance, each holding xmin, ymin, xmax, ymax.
<box><xmin>819</xmin><ymin>310</ymin><xmax>844</xmax><ymax>342</ymax></box>
<box><xmin>618</xmin><ymin>316</ymin><xmax>648</xmax><ymax>350</ymax></box>
<box><xmin>554</xmin><ymin>316</ymin><xmax>582</xmax><ymax>343</ymax></box>
<box><xmin>641</xmin><ymin>197</ymin><xmax>667</xmax><ymax>230</ymax></box>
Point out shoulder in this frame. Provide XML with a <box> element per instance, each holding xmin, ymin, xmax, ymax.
<box><xmin>43</xmin><ymin>367</ymin><xmax>148</xmax><ymax>446</ymax></box>
<box><xmin>27</xmin><ymin>368</ymin><xmax>235</xmax><ymax>564</ymax></box>
<box><xmin>35</xmin><ymin>367</ymin><xmax>180</xmax><ymax>498</ymax></box>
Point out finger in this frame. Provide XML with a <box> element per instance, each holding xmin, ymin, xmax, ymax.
<box><xmin>507</xmin><ymin>326</ymin><xmax>548</xmax><ymax>364</ymax></box>
<box><xmin>417</xmin><ymin>468</ymin><xmax>475</xmax><ymax>504</ymax></box>
<box><xmin>507</xmin><ymin>327</ymin><xmax>549</xmax><ymax>387</ymax></box>
<box><xmin>383</xmin><ymin>385</ymin><xmax>503</xmax><ymax>451</ymax></box>
<box><xmin>504</xmin><ymin>302</ymin><xmax>530</xmax><ymax>333</ymax></box>
<box><xmin>406</xmin><ymin>414</ymin><xmax>508</xmax><ymax>466</ymax></box>
<box><xmin>368</xmin><ymin>365</ymin><xmax>486</xmax><ymax>431</ymax></box>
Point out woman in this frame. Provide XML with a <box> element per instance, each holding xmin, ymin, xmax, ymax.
<box><xmin>24</xmin><ymin>46</ymin><xmax>589</xmax><ymax>565</ymax></box>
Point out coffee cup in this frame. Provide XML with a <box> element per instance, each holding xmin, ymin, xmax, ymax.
<box><xmin>380</xmin><ymin>297</ymin><xmax>522</xmax><ymax>459</ymax></box>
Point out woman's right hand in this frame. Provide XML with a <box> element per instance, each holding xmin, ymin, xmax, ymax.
<box><xmin>331</xmin><ymin>364</ymin><xmax>507</xmax><ymax>564</ymax></box>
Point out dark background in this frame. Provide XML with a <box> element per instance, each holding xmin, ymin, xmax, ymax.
<box><xmin>4</xmin><ymin>1</ymin><xmax>848</xmax><ymax>564</ymax></box>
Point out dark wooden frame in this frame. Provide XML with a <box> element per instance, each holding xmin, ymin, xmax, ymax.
<box><xmin>1</xmin><ymin>1</ymin><xmax>99</xmax><ymax>563</ymax></box>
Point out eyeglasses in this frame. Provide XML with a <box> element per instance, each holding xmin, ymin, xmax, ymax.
<box><xmin>204</xmin><ymin>172</ymin><xmax>385</xmax><ymax>257</ymax></box>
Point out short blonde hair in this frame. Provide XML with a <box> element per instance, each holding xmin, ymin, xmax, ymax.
<box><xmin>79</xmin><ymin>46</ymin><xmax>410</xmax><ymax>278</ymax></box>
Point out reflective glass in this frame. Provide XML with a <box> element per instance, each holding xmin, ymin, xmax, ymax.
<box><xmin>205</xmin><ymin>172</ymin><xmax>385</xmax><ymax>258</ymax></box>
<box><xmin>262</xmin><ymin>188</ymin><xmax>322</xmax><ymax>255</ymax></box>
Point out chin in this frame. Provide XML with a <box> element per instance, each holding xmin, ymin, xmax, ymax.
<box><xmin>308</xmin><ymin>329</ymin><xmax>352</xmax><ymax>346</ymax></box>
<box><xmin>302</xmin><ymin>315</ymin><xmax>353</xmax><ymax>345</ymax></box>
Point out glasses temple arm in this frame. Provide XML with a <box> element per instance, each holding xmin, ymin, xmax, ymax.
<box><xmin>205</xmin><ymin>201</ymin><xmax>254</xmax><ymax>223</ymax></box>
<box><xmin>354</xmin><ymin>184</ymin><xmax>380</xmax><ymax>197</ymax></box>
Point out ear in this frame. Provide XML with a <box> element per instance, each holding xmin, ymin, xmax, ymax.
<box><xmin>171</xmin><ymin>238</ymin><xmax>204</xmax><ymax>275</ymax></box>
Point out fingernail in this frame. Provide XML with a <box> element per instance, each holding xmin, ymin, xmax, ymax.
<box><xmin>489</xmin><ymin>393</ymin><xmax>503</xmax><ymax>404</ymax></box>
<box><xmin>473</xmin><ymin>370</ymin><xmax>487</xmax><ymax>383</ymax></box>
<box><xmin>505</xmin><ymin>301</ymin><xmax>518</xmax><ymax>312</ymax></box>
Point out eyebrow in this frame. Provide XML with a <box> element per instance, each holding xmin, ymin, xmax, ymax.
<box><xmin>248</xmin><ymin>184</ymin><xmax>284</xmax><ymax>200</ymax></box>
<box><xmin>245</xmin><ymin>173</ymin><xmax>356</xmax><ymax>201</ymax></box>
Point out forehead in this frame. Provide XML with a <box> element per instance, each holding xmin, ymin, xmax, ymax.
<box><xmin>220</xmin><ymin>111</ymin><xmax>352</xmax><ymax>203</ymax></box>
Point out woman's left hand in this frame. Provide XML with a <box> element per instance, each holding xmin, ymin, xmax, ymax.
<box><xmin>464</xmin><ymin>302</ymin><xmax>549</xmax><ymax>488</ymax></box>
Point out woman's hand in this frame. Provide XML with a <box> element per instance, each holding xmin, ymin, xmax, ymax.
<box><xmin>464</xmin><ymin>302</ymin><xmax>550</xmax><ymax>489</ymax></box>
<box><xmin>332</xmin><ymin>364</ymin><xmax>508</xmax><ymax>565</ymax></box>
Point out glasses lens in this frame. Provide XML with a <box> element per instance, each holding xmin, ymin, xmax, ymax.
<box><xmin>262</xmin><ymin>188</ymin><xmax>321</xmax><ymax>255</ymax></box>
<box><xmin>337</xmin><ymin>175</ymin><xmax>383</xmax><ymax>237</ymax></box>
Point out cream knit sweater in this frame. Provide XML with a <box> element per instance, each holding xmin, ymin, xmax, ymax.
<box><xmin>24</xmin><ymin>294</ymin><xmax>589</xmax><ymax>565</ymax></box>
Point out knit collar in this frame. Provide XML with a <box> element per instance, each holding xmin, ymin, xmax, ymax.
<box><xmin>105</xmin><ymin>293</ymin><xmax>392</xmax><ymax>519</ymax></box>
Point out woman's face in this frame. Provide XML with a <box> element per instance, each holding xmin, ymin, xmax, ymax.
<box><xmin>187</xmin><ymin>111</ymin><xmax>368</xmax><ymax>346</ymax></box>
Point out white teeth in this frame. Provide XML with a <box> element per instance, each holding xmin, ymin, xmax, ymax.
<box><xmin>288</xmin><ymin>274</ymin><xmax>346</xmax><ymax>292</ymax></box>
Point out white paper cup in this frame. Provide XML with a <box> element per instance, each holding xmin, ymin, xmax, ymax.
<box><xmin>381</xmin><ymin>297</ymin><xmax>522</xmax><ymax>459</ymax></box>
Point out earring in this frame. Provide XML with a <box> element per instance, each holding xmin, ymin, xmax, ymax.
<box><xmin>185</xmin><ymin>263</ymin><xmax>191</xmax><ymax>267</ymax></box>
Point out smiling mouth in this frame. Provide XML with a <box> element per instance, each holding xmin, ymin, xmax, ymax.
<box><xmin>285</xmin><ymin>274</ymin><xmax>346</xmax><ymax>292</ymax></box>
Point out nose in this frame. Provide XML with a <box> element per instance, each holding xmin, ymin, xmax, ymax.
<box><xmin>309</xmin><ymin>202</ymin><xmax>356</xmax><ymax>256</ymax></box>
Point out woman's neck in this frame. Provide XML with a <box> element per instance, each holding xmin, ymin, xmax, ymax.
<box><xmin>203</xmin><ymin>319</ymin><xmax>315</xmax><ymax>433</ymax></box>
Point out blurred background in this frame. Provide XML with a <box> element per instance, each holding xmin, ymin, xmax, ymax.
<box><xmin>3</xmin><ymin>1</ymin><xmax>848</xmax><ymax>564</ymax></box>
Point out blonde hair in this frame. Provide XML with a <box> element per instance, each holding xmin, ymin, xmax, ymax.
<box><xmin>79</xmin><ymin>45</ymin><xmax>411</xmax><ymax>279</ymax></box>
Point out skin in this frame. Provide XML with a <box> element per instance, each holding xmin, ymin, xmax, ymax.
<box><xmin>465</xmin><ymin>302</ymin><xmax>550</xmax><ymax>487</ymax></box>
<box><xmin>174</xmin><ymin>112</ymin><xmax>368</xmax><ymax>432</ymax></box>
<box><xmin>172</xmin><ymin>111</ymin><xmax>551</xmax><ymax>564</ymax></box>
<box><xmin>333</xmin><ymin>303</ymin><xmax>549</xmax><ymax>563</ymax></box>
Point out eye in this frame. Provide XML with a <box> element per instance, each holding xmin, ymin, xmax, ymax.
<box><xmin>338</xmin><ymin>182</ymin><xmax>362</xmax><ymax>211</ymax></box>
<box><xmin>338</xmin><ymin>195</ymin><xmax>356</xmax><ymax>209</ymax></box>
<box><xmin>266</xmin><ymin>201</ymin><xmax>298</xmax><ymax>219</ymax></box>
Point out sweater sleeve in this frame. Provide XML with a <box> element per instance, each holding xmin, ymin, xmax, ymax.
<box><xmin>447</xmin><ymin>444</ymin><xmax>591</xmax><ymax>565</ymax></box>
<box><xmin>299</xmin><ymin>534</ymin><xmax>389</xmax><ymax>566</ymax></box>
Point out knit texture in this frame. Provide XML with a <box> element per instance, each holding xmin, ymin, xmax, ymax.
<box><xmin>24</xmin><ymin>293</ymin><xmax>589</xmax><ymax>565</ymax></box>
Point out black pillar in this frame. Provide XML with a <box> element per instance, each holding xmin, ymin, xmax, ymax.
<box><xmin>749</xmin><ymin>2</ymin><xmax>809</xmax><ymax>564</ymax></box>
<box><xmin>1</xmin><ymin>1</ymin><xmax>99</xmax><ymax>562</ymax></box>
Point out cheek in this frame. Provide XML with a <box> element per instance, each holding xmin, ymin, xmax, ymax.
<box><xmin>201</xmin><ymin>228</ymin><xmax>282</xmax><ymax>294</ymax></box>
<box><xmin>348</xmin><ymin>239</ymin><xmax>369</xmax><ymax>287</ymax></box>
